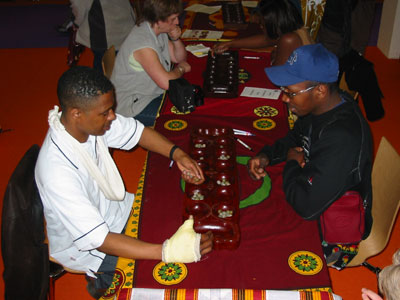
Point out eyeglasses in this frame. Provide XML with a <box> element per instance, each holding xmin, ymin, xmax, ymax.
<box><xmin>280</xmin><ymin>85</ymin><xmax>318</xmax><ymax>99</ymax></box>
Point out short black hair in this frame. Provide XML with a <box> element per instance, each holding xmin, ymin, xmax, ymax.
<box><xmin>57</xmin><ymin>66</ymin><xmax>114</xmax><ymax>111</ymax></box>
<box><xmin>326</xmin><ymin>81</ymin><xmax>340</xmax><ymax>94</ymax></box>
<box><xmin>308</xmin><ymin>80</ymin><xmax>340</xmax><ymax>94</ymax></box>
<box><xmin>139</xmin><ymin>0</ymin><xmax>182</xmax><ymax>25</ymax></box>
<box><xmin>259</xmin><ymin>0</ymin><xmax>304</xmax><ymax>40</ymax></box>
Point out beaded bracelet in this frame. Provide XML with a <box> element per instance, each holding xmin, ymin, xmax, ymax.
<box><xmin>169</xmin><ymin>145</ymin><xmax>180</xmax><ymax>160</ymax></box>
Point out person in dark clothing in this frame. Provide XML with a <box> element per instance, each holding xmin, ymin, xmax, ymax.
<box><xmin>316</xmin><ymin>0</ymin><xmax>384</xmax><ymax>121</ymax></box>
<box><xmin>248</xmin><ymin>44</ymin><xmax>373</xmax><ymax>269</ymax></box>
<box><xmin>70</xmin><ymin>0</ymin><xmax>136</xmax><ymax>71</ymax></box>
<box><xmin>212</xmin><ymin>0</ymin><xmax>312</xmax><ymax>66</ymax></box>
<box><xmin>316</xmin><ymin>0</ymin><xmax>376</xmax><ymax>58</ymax></box>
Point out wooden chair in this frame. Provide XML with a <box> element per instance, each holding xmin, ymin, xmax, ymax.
<box><xmin>347</xmin><ymin>137</ymin><xmax>400</xmax><ymax>271</ymax></box>
<box><xmin>339</xmin><ymin>71</ymin><xmax>359</xmax><ymax>100</ymax></box>
<box><xmin>44</xmin><ymin>222</ymin><xmax>86</xmax><ymax>300</ymax></box>
<box><xmin>48</xmin><ymin>257</ymin><xmax>86</xmax><ymax>300</ymax></box>
<box><xmin>102</xmin><ymin>45</ymin><xmax>116</xmax><ymax>79</ymax></box>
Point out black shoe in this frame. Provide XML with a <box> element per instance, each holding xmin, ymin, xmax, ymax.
<box><xmin>86</xmin><ymin>276</ymin><xmax>107</xmax><ymax>299</ymax></box>
<box><xmin>56</xmin><ymin>20</ymin><xmax>73</xmax><ymax>33</ymax></box>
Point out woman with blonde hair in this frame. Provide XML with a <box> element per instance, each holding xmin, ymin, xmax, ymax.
<box><xmin>111</xmin><ymin>0</ymin><xmax>189</xmax><ymax>126</ymax></box>
<box><xmin>362</xmin><ymin>249</ymin><xmax>400</xmax><ymax>300</ymax></box>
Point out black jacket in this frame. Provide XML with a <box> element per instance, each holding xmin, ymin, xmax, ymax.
<box><xmin>259</xmin><ymin>92</ymin><xmax>373</xmax><ymax>239</ymax></box>
<box><xmin>340</xmin><ymin>49</ymin><xmax>384</xmax><ymax>122</ymax></box>
<box><xmin>1</xmin><ymin>145</ymin><xmax>49</xmax><ymax>300</ymax></box>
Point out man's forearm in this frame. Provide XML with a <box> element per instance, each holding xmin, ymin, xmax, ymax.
<box><xmin>98</xmin><ymin>232</ymin><xmax>162</xmax><ymax>260</ymax></box>
<box><xmin>138</xmin><ymin>127</ymin><xmax>175</xmax><ymax>158</ymax></box>
<box><xmin>230</xmin><ymin>34</ymin><xmax>270</xmax><ymax>49</ymax></box>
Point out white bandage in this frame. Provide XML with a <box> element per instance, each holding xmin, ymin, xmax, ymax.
<box><xmin>162</xmin><ymin>217</ymin><xmax>201</xmax><ymax>263</ymax></box>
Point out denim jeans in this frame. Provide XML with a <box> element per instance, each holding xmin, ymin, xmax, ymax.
<box><xmin>92</xmin><ymin>49</ymin><xmax>106</xmax><ymax>73</ymax></box>
<box><xmin>134</xmin><ymin>94</ymin><xmax>164</xmax><ymax>127</ymax></box>
<box><xmin>94</xmin><ymin>254</ymin><xmax>119</xmax><ymax>290</ymax></box>
<box><xmin>94</xmin><ymin>223</ymin><xmax>126</xmax><ymax>290</ymax></box>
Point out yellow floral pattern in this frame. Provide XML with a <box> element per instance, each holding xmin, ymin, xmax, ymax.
<box><xmin>253</xmin><ymin>118</ymin><xmax>276</xmax><ymax>131</ymax></box>
<box><xmin>171</xmin><ymin>106</ymin><xmax>192</xmax><ymax>115</ymax></box>
<box><xmin>153</xmin><ymin>262</ymin><xmax>188</xmax><ymax>285</ymax></box>
<box><xmin>254</xmin><ymin>106</ymin><xmax>279</xmax><ymax>118</ymax></box>
<box><xmin>164</xmin><ymin>119</ymin><xmax>188</xmax><ymax>131</ymax></box>
<box><xmin>288</xmin><ymin>251</ymin><xmax>323</xmax><ymax>276</ymax></box>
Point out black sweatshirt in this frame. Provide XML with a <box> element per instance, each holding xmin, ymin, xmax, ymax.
<box><xmin>259</xmin><ymin>92</ymin><xmax>373</xmax><ymax>239</ymax></box>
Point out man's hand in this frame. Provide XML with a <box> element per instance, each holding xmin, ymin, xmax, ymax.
<box><xmin>199</xmin><ymin>231</ymin><xmax>213</xmax><ymax>256</ymax></box>
<box><xmin>212</xmin><ymin>42</ymin><xmax>231</xmax><ymax>55</ymax></box>
<box><xmin>361</xmin><ymin>288</ymin><xmax>383</xmax><ymax>300</ymax></box>
<box><xmin>174</xmin><ymin>148</ymin><xmax>205</xmax><ymax>185</ymax></box>
<box><xmin>177</xmin><ymin>61</ymin><xmax>191</xmax><ymax>74</ymax></box>
<box><xmin>287</xmin><ymin>147</ymin><xmax>306</xmax><ymax>167</ymax></box>
<box><xmin>247</xmin><ymin>153</ymin><xmax>269</xmax><ymax>180</ymax></box>
<box><xmin>162</xmin><ymin>217</ymin><xmax>212</xmax><ymax>263</ymax></box>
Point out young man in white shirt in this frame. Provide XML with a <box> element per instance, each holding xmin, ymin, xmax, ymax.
<box><xmin>35</xmin><ymin>66</ymin><xmax>212</xmax><ymax>298</ymax></box>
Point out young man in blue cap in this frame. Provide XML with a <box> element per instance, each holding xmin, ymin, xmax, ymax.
<box><xmin>247</xmin><ymin>44</ymin><xmax>373</xmax><ymax>269</ymax></box>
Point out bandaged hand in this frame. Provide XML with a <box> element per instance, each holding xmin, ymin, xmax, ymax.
<box><xmin>162</xmin><ymin>216</ymin><xmax>201</xmax><ymax>263</ymax></box>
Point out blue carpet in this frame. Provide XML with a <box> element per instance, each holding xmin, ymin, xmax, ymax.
<box><xmin>0</xmin><ymin>4</ymin><xmax>70</xmax><ymax>48</ymax></box>
<box><xmin>0</xmin><ymin>2</ymin><xmax>382</xmax><ymax>49</ymax></box>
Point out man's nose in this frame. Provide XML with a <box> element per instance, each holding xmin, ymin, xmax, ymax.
<box><xmin>109</xmin><ymin>110</ymin><xmax>116</xmax><ymax>121</ymax></box>
<box><xmin>281</xmin><ymin>94</ymin><xmax>290</xmax><ymax>103</ymax></box>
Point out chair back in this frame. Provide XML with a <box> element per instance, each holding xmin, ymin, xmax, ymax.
<box><xmin>1</xmin><ymin>145</ymin><xmax>49</xmax><ymax>300</ymax></box>
<box><xmin>348</xmin><ymin>137</ymin><xmax>400</xmax><ymax>266</ymax></box>
<box><xmin>102</xmin><ymin>45</ymin><xmax>116</xmax><ymax>79</ymax></box>
<box><xmin>339</xmin><ymin>71</ymin><xmax>359</xmax><ymax>100</ymax></box>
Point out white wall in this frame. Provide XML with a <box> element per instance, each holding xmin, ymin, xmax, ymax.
<box><xmin>378</xmin><ymin>0</ymin><xmax>400</xmax><ymax>59</ymax></box>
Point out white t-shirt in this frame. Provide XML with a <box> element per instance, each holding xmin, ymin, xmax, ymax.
<box><xmin>35</xmin><ymin>114</ymin><xmax>144</xmax><ymax>276</ymax></box>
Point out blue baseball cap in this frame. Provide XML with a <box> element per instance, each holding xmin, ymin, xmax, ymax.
<box><xmin>265</xmin><ymin>44</ymin><xmax>339</xmax><ymax>86</ymax></box>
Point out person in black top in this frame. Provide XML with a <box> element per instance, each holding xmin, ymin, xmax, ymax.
<box><xmin>248</xmin><ymin>44</ymin><xmax>373</xmax><ymax>269</ymax></box>
<box><xmin>212</xmin><ymin>0</ymin><xmax>312</xmax><ymax>66</ymax></box>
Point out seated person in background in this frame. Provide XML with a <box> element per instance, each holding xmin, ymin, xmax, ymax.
<box><xmin>362</xmin><ymin>249</ymin><xmax>400</xmax><ymax>300</ymax></box>
<box><xmin>70</xmin><ymin>0</ymin><xmax>136</xmax><ymax>71</ymax></box>
<box><xmin>247</xmin><ymin>44</ymin><xmax>373</xmax><ymax>269</ymax></box>
<box><xmin>213</xmin><ymin>0</ymin><xmax>313</xmax><ymax>66</ymax></box>
<box><xmin>35</xmin><ymin>66</ymin><xmax>212</xmax><ymax>299</ymax></box>
<box><xmin>111</xmin><ymin>0</ymin><xmax>189</xmax><ymax>126</ymax></box>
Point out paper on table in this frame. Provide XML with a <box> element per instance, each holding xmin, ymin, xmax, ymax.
<box><xmin>185</xmin><ymin>44</ymin><xmax>210</xmax><ymax>57</ymax></box>
<box><xmin>182</xmin><ymin>29</ymin><xmax>224</xmax><ymax>40</ymax></box>
<box><xmin>241</xmin><ymin>87</ymin><xmax>281</xmax><ymax>100</ymax></box>
<box><xmin>242</xmin><ymin>1</ymin><xmax>259</xmax><ymax>8</ymax></box>
<box><xmin>184</xmin><ymin>4</ymin><xmax>221</xmax><ymax>14</ymax></box>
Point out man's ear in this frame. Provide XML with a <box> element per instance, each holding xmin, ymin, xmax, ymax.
<box><xmin>315</xmin><ymin>84</ymin><xmax>328</xmax><ymax>99</ymax></box>
<box><xmin>70</xmin><ymin>107</ymin><xmax>82</xmax><ymax>120</ymax></box>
